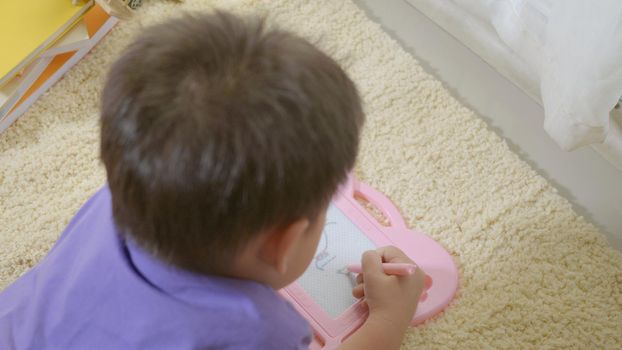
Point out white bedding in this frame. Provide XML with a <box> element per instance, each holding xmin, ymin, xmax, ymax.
<box><xmin>406</xmin><ymin>0</ymin><xmax>622</xmax><ymax>171</ymax></box>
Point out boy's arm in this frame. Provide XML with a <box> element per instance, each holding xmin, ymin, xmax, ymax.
<box><xmin>336</xmin><ymin>247</ymin><xmax>425</xmax><ymax>350</ymax></box>
<box><xmin>337</xmin><ymin>313</ymin><xmax>410</xmax><ymax>350</ymax></box>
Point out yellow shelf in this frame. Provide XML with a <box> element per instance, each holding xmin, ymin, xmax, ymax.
<box><xmin>0</xmin><ymin>3</ymin><xmax>116</xmax><ymax>133</ymax></box>
<box><xmin>0</xmin><ymin>0</ymin><xmax>93</xmax><ymax>86</ymax></box>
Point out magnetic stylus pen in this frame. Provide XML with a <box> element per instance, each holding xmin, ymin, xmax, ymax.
<box><xmin>346</xmin><ymin>262</ymin><xmax>416</xmax><ymax>276</ymax></box>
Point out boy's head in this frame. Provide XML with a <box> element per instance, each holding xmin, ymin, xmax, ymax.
<box><xmin>100</xmin><ymin>11</ymin><xmax>364</xmax><ymax>282</ymax></box>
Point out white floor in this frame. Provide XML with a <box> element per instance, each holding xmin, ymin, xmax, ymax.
<box><xmin>353</xmin><ymin>0</ymin><xmax>622</xmax><ymax>251</ymax></box>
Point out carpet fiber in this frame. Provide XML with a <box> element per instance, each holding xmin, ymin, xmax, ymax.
<box><xmin>1</xmin><ymin>0</ymin><xmax>621</xmax><ymax>348</ymax></box>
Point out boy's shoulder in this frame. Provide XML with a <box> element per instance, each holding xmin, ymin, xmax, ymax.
<box><xmin>124</xmin><ymin>230</ymin><xmax>312</xmax><ymax>348</ymax></box>
<box><xmin>0</xmin><ymin>186</ymin><xmax>310</xmax><ymax>349</ymax></box>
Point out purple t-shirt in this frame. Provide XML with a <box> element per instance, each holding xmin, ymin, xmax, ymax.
<box><xmin>0</xmin><ymin>186</ymin><xmax>311</xmax><ymax>349</ymax></box>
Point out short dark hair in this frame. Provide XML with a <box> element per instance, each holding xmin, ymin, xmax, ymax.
<box><xmin>100</xmin><ymin>11</ymin><xmax>364</xmax><ymax>274</ymax></box>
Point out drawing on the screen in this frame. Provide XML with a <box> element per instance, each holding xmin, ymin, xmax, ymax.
<box><xmin>297</xmin><ymin>204</ymin><xmax>378</xmax><ymax>317</ymax></box>
<box><xmin>314</xmin><ymin>221</ymin><xmax>337</xmax><ymax>271</ymax></box>
<box><xmin>314</xmin><ymin>221</ymin><xmax>357</xmax><ymax>276</ymax></box>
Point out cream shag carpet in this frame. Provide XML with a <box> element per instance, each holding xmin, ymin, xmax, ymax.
<box><xmin>1</xmin><ymin>0</ymin><xmax>621</xmax><ymax>348</ymax></box>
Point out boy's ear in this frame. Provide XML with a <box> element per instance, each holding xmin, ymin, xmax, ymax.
<box><xmin>259</xmin><ymin>218</ymin><xmax>309</xmax><ymax>275</ymax></box>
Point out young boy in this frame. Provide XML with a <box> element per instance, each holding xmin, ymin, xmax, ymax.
<box><xmin>0</xmin><ymin>11</ymin><xmax>425</xmax><ymax>349</ymax></box>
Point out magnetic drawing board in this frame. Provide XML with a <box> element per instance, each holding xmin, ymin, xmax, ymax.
<box><xmin>280</xmin><ymin>176</ymin><xmax>459</xmax><ymax>350</ymax></box>
<box><xmin>297</xmin><ymin>203</ymin><xmax>377</xmax><ymax>318</ymax></box>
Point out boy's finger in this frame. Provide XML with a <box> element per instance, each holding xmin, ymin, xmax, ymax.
<box><xmin>424</xmin><ymin>274</ymin><xmax>433</xmax><ymax>290</ymax></box>
<box><xmin>361</xmin><ymin>250</ymin><xmax>384</xmax><ymax>276</ymax></box>
<box><xmin>356</xmin><ymin>273</ymin><xmax>364</xmax><ymax>284</ymax></box>
<box><xmin>352</xmin><ymin>284</ymin><xmax>365</xmax><ymax>299</ymax></box>
<box><xmin>377</xmin><ymin>245</ymin><xmax>414</xmax><ymax>264</ymax></box>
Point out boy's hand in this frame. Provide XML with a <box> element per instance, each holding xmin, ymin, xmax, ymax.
<box><xmin>352</xmin><ymin>246</ymin><xmax>425</xmax><ymax>328</ymax></box>
<box><xmin>337</xmin><ymin>246</ymin><xmax>426</xmax><ymax>350</ymax></box>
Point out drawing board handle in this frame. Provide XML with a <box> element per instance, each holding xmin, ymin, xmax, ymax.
<box><xmin>346</xmin><ymin>177</ymin><xmax>408</xmax><ymax>231</ymax></box>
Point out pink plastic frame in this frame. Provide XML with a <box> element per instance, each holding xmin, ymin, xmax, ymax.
<box><xmin>280</xmin><ymin>176</ymin><xmax>459</xmax><ymax>349</ymax></box>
